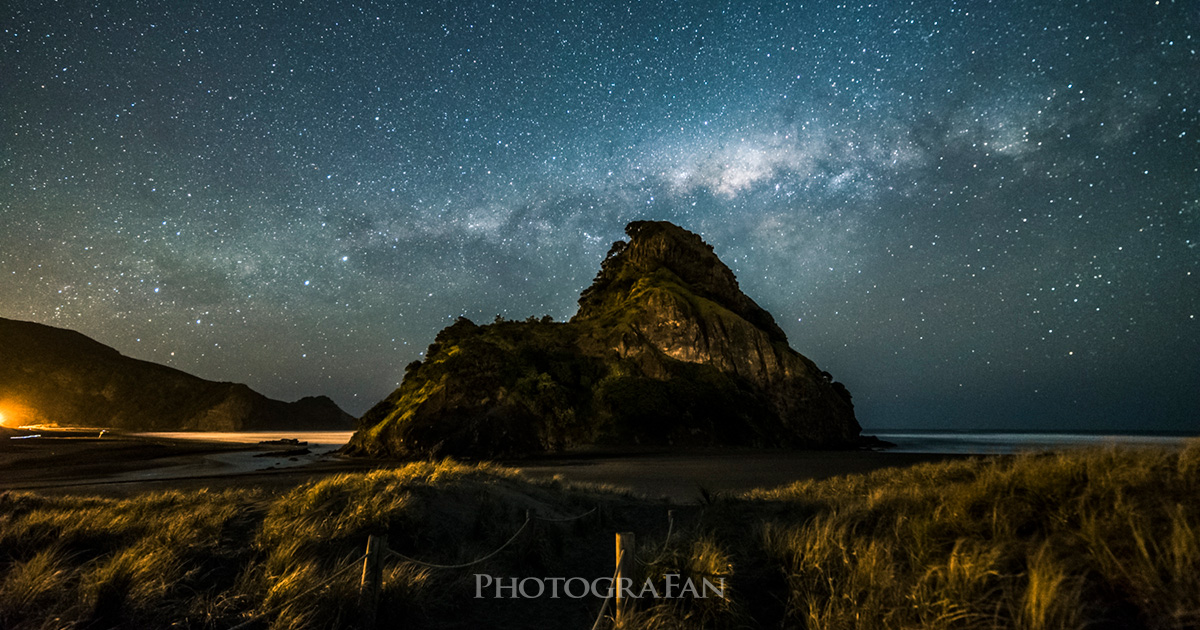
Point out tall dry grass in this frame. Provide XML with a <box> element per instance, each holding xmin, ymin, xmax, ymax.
<box><xmin>1</xmin><ymin>460</ymin><xmax>632</xmax><ymax>629</ymax></box>
<box><xmin>0</xmin><ymin>489</ymin><xmax>254</xmax><ymax>628</ymax></box>
<box><xmin>743</xmin><ymin>442</ymin><xmax>1200</xmax><ymax>629</ymax></box>
<box><xmin>0</xmin><ymin>444</ymin><xmax>1197</xmax><ymax>628</ymax></box>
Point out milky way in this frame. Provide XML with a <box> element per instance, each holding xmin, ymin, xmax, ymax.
<box><xmin>2</xmin><ymin>0</ymin><xmax>1196</xmax><ymax>429</ymax></box>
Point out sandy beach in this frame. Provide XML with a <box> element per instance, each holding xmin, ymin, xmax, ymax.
<box><xmin>0</xmin><ymin>430</ymin><xmax>364</xmax><ymax>496</ymax></box>
<box><xmin>1</xmin><ymin>430</ymin><xmax>969</xmax><ymax>500</ymax></box>
<box><xmin>508</xmin><ymin>448</ymin><xmax>973</xmax><ymax>501</ymax></box>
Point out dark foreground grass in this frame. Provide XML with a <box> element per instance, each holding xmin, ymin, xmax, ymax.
<box><xmin>1</xmin><ymin>444</ymin><xmax>1197</xmax><ymax>629</ymax></box>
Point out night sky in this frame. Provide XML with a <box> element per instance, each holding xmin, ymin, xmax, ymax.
<box><xmin>2</xmin><ymin>0</ymin><xmax>1197</xmax><ymax>431</ymax></box>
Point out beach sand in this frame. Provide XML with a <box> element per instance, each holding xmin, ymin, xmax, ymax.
<box><xmin>509</xmin><ymin>448</ymin><xmax>973</xmax><ymax>502</ymax></box>
<box><xmin>1</xmin><ymin>432</ymin><xmax>970</xmax><ymax>501</ymax></box>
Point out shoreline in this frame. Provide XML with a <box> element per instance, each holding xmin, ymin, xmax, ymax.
<box><xmin>508</xmin><ymin>449</ymin><xmax>975</xmax><ymax>502</ymax></box>
<box><xmin>2</xmin><ymin>431</ymin><xmax>973</xmax><ymax>501</ymax></box>
<box><xmin>6</xmin><ymin>429</ymin><xmax>1191</xmax><ymax>501</ymax></box>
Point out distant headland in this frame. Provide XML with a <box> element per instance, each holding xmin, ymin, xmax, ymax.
<box><xmin>0</xmin><ymin>317</ymin><xmax>354</xmax><ymax>431</ymax></box>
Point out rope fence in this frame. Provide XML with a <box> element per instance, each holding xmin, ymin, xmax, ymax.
<box><xmin>533</xmin><ymin>506</ymin><xmax>598</xmax><ymax>522</ymax></box>
<box><xmin>228</xmin><ymin>504</ymin><xmax>671</xmax><ymax>630</ymax></box>
<box><xmin>635</xmin><ymin>509</ymin><xmax>675</xmax><ymax>566</ymax></box>
<box><xmin>588</xmin><ymin>546</ymin><xmax>623</xmax><ymax>630</ymax></box>
<box><xmin>383</xmin><ymin>506</ymin><xmax>599</xmax><ymax>569</ymax></box>
<box><xmin>384</xmin><ymin>511</ymin><xmax>532</xmax><ymax>569</ymax></box>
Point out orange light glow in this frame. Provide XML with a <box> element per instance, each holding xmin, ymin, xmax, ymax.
<box><xmin>0</xmin><ymin>400</ymin><xmax>39</xmax><ymax>428</ymax></box>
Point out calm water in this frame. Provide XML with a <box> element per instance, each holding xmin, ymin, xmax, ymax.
<box><xmin>870</xmin><ymin>431</ymin><xmax>1198</xmax><ymax>454</ymax></box>
<box><xmin>139</xmin><ymin>430</ymin><xmax>1198</xmax><ymax>456</ymax></box>
<box><xmin>137</xmin><ymin>430</ymin><xmax>355</xmax><ymax>449</ymax></box>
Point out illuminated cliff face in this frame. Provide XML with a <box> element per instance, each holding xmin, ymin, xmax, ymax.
<box><xmin>347</xmin><ymin>221</ymin><xmax>861</xmax><ymax>459</ymax></box>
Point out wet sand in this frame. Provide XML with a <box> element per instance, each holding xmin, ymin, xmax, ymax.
<box><xmin>509</xmin><ymin>449</ymin><xmax>973</xmax><ymax>501</ymax></box>
<box><xmin>1</xmin><ymin>431</ymin><xmax>972</xmax><ymax>502</ymax></box>
<box><xmin>0</xmin><ymin>430</ymin><xmax>367</xmax><ymax>496</ymax></box>
<box><xmin>0</xmin><ymin>433</ymin><xmax>239</xmax><ymax>486</ymax></box>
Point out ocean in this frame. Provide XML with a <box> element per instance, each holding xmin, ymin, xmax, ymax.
<box><xmin>869</xmin><ymin>431</ymin><xmax>1198</xmax><ymax>454</ymax></box>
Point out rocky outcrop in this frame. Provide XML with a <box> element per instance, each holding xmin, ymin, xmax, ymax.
<box><xmin>577</xmin><ymin>220</ymin><xmax>789</xmax><ymax>342</ymax></box>
<box><xmin>0</xmin><ymin>317</ymin><xmax>355</xmax><ymax>431</ymax></box>
<box><xmin>574</xmin><ymin>221</ymin><xmax>859</xmax><ymax>445</ymax></box>
<box><xmin>346</xmin><ymin>221</ymin><xmax>862</xmax><ymax>458</ymax></box>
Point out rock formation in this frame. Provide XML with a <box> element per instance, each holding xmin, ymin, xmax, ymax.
<box><xmin>0</xmin><ymin>317</ymin><xmax>355</xmax><ymax>431</ymax></box>
<box><xmin>346</xmin><ymin>221</ymin><xmax>862</xmax><ymax>457</ymax></box>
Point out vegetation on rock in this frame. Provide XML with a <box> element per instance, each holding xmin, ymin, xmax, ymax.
<box><xmin>347</xmin><ymin>221</ymin><xmax>861</xmax><ymax>458</ymax></box>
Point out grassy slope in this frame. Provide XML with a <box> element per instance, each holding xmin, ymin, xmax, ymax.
<box><xmin>2</xmin><ymin>444</ymin><xmax>1198</xmax><ymax>629</ymax></box>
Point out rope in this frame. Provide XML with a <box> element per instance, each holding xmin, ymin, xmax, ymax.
<box><xmin>589</xmin><ymin>547</ymin><xmax>623</xmax><ymax>630</ymax></box>
<box><xmin>224</xmin><ymin>506</ymin><xmax>596</xmax><ymax>628</ymax></box>
<box><xmin>227</xmin><ymin>554</ymin><xmax>364</xmax><ymax>630</ymax></box>
<box><xmin>385</xmin><ymin>512</ymin><xmax>532</xmax><ymax>570</ymax></box>
<box><xmin>531</xmin><ymin>506</ymin><xmax>597</xmax><ymax>522</ymax></box>
<box><xmin>635</xmin><ymin>509</ymin><xmax>676</xmax><ymax>566</ymax></box>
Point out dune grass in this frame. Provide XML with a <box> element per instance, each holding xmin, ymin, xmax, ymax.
<box><xmin>1</xmin><ymin>444</ymin><xmax>1198</xmax><ymax>629</ymax></box>
<box><xmin>643</xmin><ymin>441</ymin><xmax>1200</xmax><ymax>630</ymax></box>
<box><xmin>0</xmin><ymin>460</ymin><xmax>638</xmax><ymax>629</ymax></box>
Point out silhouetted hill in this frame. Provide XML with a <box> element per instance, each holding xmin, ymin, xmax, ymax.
<box><xmin>346</xmin><ymin>221</ymin><xmax>862</xmax><ymax>458</ymax></box>
<box><xmin>0</xmin><ymin>318</ymin><xmax>354</xmax><ymax>431</ymax></box>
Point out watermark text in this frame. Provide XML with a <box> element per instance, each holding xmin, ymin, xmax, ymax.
<box><xmin>474</xmin><ymin>574</ymin><xmax>725</xmax><ymax>599</ymax></box>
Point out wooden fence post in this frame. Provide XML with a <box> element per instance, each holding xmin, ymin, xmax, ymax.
<box><xmin>359</xmin><ymin>534</ymin><xmax>386</xmax><ymax>630</ymax></box>
<box><xmin>615</xmin><ymin>531</ymin><xmax>634</xmax><ymax>624</ymax></box>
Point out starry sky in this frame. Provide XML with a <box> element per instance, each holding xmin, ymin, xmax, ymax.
<box><xmin>2</xmin><ymin>0</ymin><xmax>1197</xmax><ymax>431</ymax></box>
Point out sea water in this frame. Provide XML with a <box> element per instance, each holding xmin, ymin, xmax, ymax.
<box><xmin>869</xmin><ymin>431</ymin><xmax>1197</xmax><ymax>455</ymax></box>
